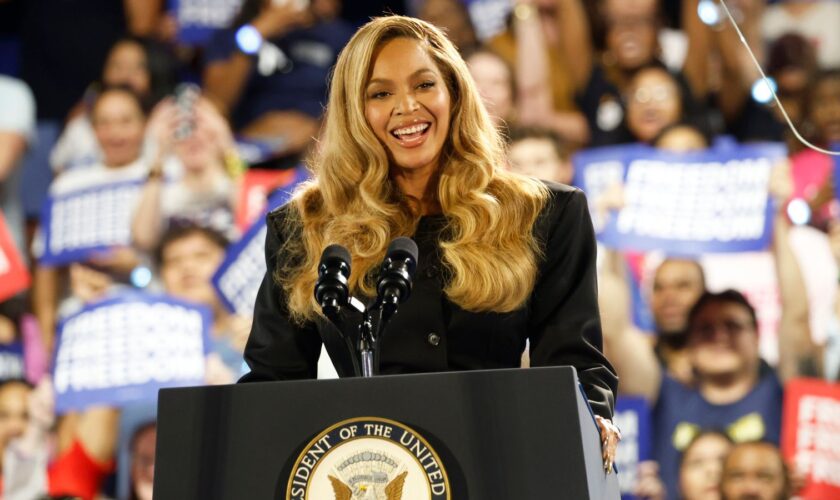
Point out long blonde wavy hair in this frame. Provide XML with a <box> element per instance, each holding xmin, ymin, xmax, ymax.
<box><xmin>279</xmin><ymin>15</ymin><xmax>550</xmax><ymax>323</ymax></box>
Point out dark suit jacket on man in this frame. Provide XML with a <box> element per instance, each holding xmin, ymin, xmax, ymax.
<box><xmin>240</xmin><ymin>182</ymin><xmax>618</xmax><ymax>420</ymax></box>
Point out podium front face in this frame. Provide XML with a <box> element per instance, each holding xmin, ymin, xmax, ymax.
<box><xmin>155</xmin><ymin>366</ymin><xmax>619</xmax><ymax>499</ymax></box>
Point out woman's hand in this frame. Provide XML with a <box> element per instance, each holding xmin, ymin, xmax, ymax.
<box><xmin>251</xmin><ymin>1</ymin><xmax>313</xmax><ymax>40</ymax></box>
<box><xmin>594</xmin><ymin>415</ymin><xmax>621</xmax><ymax>474</ymax></box>
<box><xmin>195</xmin><ymin>98</ymin><xmax>238</xmax><ymax>155</ymax></box>
<box><xmin>69</xmin><ymin>263</ymin><xmax>114</xmax><ymax>303</ymax></box>
<box><xmin>146</xmin><ymin>98</ymin><xmax>180</xmax><ymax>161</ymax></box>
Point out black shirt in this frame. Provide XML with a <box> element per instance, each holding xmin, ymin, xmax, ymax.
<box><xmin>20</xmin><ymin>0</ymin><xmax>126</xmax><ymax>120</ymax></box>
<box><xmin>240</xmin><ymin>182</ymin><xmax>618</xmax><ymax>420</ymax></box>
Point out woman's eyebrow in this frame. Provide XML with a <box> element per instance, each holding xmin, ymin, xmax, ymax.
<box><xmin>367</xmin><ymin>68</ymin><xmax>437</xmax><ymax>87</ymax></box>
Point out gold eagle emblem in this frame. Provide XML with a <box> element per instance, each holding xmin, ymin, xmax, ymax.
<box><xmin>328</xmin><ymin>471</ymin><xmax>408</xmax><ymax>500</ymax></box>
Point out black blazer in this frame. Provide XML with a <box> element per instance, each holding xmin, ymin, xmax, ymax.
<box><xmin>240</xmin><ymin>182</ymin><xmax>618</xmax><ymax>420</ymax></box>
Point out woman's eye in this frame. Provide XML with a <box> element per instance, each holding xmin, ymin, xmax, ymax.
<box><xmin>418</xmin><ymin>81</ymin><xmax>435</xmax><ymax>89</ymax></box>
<box><xmin>369</xmin><ymin>91</ymin><xmax>390</xmax><ymax>99</ymax></box>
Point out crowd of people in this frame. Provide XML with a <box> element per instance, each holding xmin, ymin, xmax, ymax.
<box><xmin>0</xmin><ymin>0</ymin><xmax>838</xmax><ymax>498</ymax></box>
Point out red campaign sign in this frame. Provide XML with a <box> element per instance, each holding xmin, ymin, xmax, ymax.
<box><xmin>0</xmin><ymin>212</ymin><xmax>30</xmax><ymax>302</ymax></box>
<box><xmin>235</xmin><ymin>169</ymin><xmax>298</xmax><ymax>232</ymax></box>
<box><xmin>781</xmin><ymin>378</ymin><xmax>840</xmax><ymax>499</ymax></box>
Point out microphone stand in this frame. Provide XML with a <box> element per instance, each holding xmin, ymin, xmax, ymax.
<box><xmin>357</xmin><ymin>308</ymin><xmax>374</xmax><ymax>377</ymax></box>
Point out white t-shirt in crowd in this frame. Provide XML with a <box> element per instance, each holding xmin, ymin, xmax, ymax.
<box><xmin>0</xmin><ymin>76</ymin><xmax>35</xmax><ymax>140</ymax></box>
<box><xmin>762</xmin><ymin>1</ymin><xmax>840</xmax><ymax>69</ymax></box>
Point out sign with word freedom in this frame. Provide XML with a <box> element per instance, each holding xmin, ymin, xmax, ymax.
<box><xmin>53</xmin><ymin>293</ymin><xmax>210</xmax><ymax>413</ymax></box>
<box><xmin>573</xmin><ymin>143</ymin><xmax>786</xmax><ymax>255</ymax></box>
<box><xmin>214</xmin><ymin>167</ymin><xmax>308</xmax><ymax>314</ymax></box>
<box><xmin>781</xmin><ymin>378</ymin><xmax>840</xmax><ymax>499</ymax></box>
<box><xmin>40</xmin><ymin>180</ymin><xmax>143</xmax><ymax>266</ymax></box>
<box><xmin>173</xmin><ymin>0</ymin><xmax>243</xmax><ymax>45</ymax></box>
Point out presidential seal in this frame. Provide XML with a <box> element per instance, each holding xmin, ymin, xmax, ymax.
<box><xmin>286</xmin><ymin>417</ymin><xmax>450</xmax><ymax>500</ymax></box>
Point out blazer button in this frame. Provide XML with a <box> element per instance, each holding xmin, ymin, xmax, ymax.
<box><xmin>427</xmin><ymin>332</ymin><xmax>441</xmax><ymax>346</ymax></box>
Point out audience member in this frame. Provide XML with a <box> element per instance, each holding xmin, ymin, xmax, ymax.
<box><xmin>465</xmin><ymin>48</ymin><xmax>516</xmax><ymax>129</ymax></box>
<box><xmin>766</xmin><ymin>33</ymin><xmax>818</xmax><ymax>137</ymax></box>
<box><xmin>417</xmin><ymin>0</ymin><xmax>478</xmax><ymax>52</ymax></box>
<box><xmin>155</xmin><ymin>224</ymin><xmax>249</xmax><ymax>381</ymax></box>
<box><xmin>487</xmin><ymin>0</ymin><xmax>590</xmax><ymax>145</ymax></box>
<box><xmin>679</xmin><ymin>430</ymin><xmax>734</xmax><ymax>500</ymax></box>
<box><xmin>204</xmin><ymin>0</ymin><xmax>353</xmax><ymax>162</ymax></box>
<box><xmin>33</xmin><ymin>86</ymin><xmax>149</xmax><ymax>351</ymax></box>
<box><xmin>720</xmin><ymin>441</ymin><xmax>790</xmax><ymax>500</ymax></box>
<box><xmin>625</xmin><ymin>64</ymin><xmax>686</xmax><ymax>143</ymax></box>
<box><xmin>654</xmin><ymin>290</ymin><xmax>786</xmax><ymax>499</ymax></box>
<box><xmin>782</xmin><ymin>69</ymin><xmax>840</xmax><ymax>233</ymax></box>
<box><xmin>2</xmin><ymin>377</ymin><xmax>119</xmax><ymax>500</ymax></box>
<box><xmin>507</xmin><ymin>125</ymin><xmax>573</xmax><ymax>184</ymax></box>
<box><xmin>762</xmin><ymin>0</ymin><xmax>840</xmax><ymax>69</ymax></box>
<box><xmin>0</xmin><ymin>380</ymin><xmax>29</xmax><ymax>477</ymax></box>
<box><xmin>653</xmin><ymin>122</ymin><xmax>710</xmax><ymax>151</ymax></box>
<box><xmin>50</xmin><ymin>36</ymin><xmax>176</xmax><ymax>173</ymax></box>
<box><xmin>0</xmin><ymin>75</ymin><xmax>35</xmax><ymax>252</ymax></box>
<box><xmin>18</xmin><ymin>0</ymin><xmax>149</xmax><ymax>123</ymax></box>
<box><xmin>574</xmin><ymin>0</ymin><xmax>709</xmax><ymax>146</ymax></box>
<box><xmin>132</xmin><ymin>96</ymin><xmax>240</xmax><ymax>251</ymax></box>
<box><xmin>128</xmin><ymin>422</ymin><xmax>155</xmax><ymax>500</ymax></box>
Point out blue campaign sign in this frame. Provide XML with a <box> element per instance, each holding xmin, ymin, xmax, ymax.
<box><xmin>52</xmin><ymin>293</ymin><xmax>211</xmax><ymax>413</ymax></box>
<box><xmin>172</xmin><ymin>0</ymin><xmax>243</xmax><ymax>46</ymax></box>
<box><xmin>213</xmin><ymin>167</ymin><xmax>308</xmax><ymax>314</ymax></box>
<box><xmin>574</xmin><ymin>143</ymin><xmax>786</xmax><ymax>255</ymax></box>
<box><xmin>39</xmin><ymin>179</ymin><xmax>144</xmax><ymax>266</ymax></box>
<box><xmin>614</xmin><ymin>396</ymin><xmax>653</xmax><ymax>500</ymax></box>
<box><xmin>0</xmin><ymin>342</ymin><xmax>24</xmax><ymax>381</ymax></box>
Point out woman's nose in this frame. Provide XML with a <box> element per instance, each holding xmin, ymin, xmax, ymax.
<box><xmin>394</xmin><ymin>91</ymin><xmax>419</xmax><ymax>115</ymax></box>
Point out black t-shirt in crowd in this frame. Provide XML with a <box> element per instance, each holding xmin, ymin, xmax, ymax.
<box><xmin>576</xmin><ymin>64</ymin><xmax>710</xmax><ymax>147</ymax></box>
<box><xmin>19</xmin><ymin>0</ymin><xmax>127</xmax><ymax>120</ymax></box>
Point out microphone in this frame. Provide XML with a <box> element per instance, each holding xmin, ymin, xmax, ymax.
<box><xmin>376</xmin><ymin>237</ymin><xmax>419</xmax><ymax>320</ymax></box>
<box><xmin>314</xmin><ymin>244</ymin><xmax>351</xmax><ymax>319</ymax></box>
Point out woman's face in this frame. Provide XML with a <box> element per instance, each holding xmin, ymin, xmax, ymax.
<box><xmin>130</xmin><ymin>426</ymin><xmax>156</xmax><ymax>500</ymax></box>
<box><xmin>418</xmin><ymin>0</ymin><xmax>476</xmax><ymax>51</ymax></box>
<box><xmin>655</xmin><ymin>125</ymin><xmax>708</xmax><ymax>152</ymax></box>
<box><xmin>604</xmin><ymin>0</ymin><xmax>658</xmax><ymax>70</ymax></box>
<box><xmin>810</xmin><ymin>77</ymin><xmax>840</xmax><ymax>145</ymax></box>
<box><xmin>364</xmin><ymin>37</ymin><xmax>452</xmax><ymax>177</ymax></box>
<box><xmin>680</xmin><ymin>434</ymin><xmax>733</xmax><ymax>500</ymax></box>
<box><xmin>160</xmin><ymin>233</ymin><xmax>225</xmax><ymax>307</ymax></box>
<box><xmin>92</xmin><ymin>91</ymin><xmax>146</xmax><ymax>167</ymax></box>
<box><xmin>626</xmin><ymin>68</ymin><xmax>682</xmax><ymax>143</ymax></box>
<box><xmin>103</xmin><ymin>41</ymin><xmax>150</xmax><ymax>96</ymax></box>
<box><xmin>467</xmin><ymin>52</ymin><xmax>514</xmax><ymax>127</ymax></box>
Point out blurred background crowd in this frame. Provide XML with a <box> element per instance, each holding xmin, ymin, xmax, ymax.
<box><xmin>0</xmin><ymin>0</ymin><xmax>839</xmax><ymax>498</ymax></box>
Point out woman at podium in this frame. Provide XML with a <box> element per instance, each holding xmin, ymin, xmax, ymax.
<box><xmin>240</xmin><ymin>15</ymin><xmax>620</xmax><ymax>469</ymax></box>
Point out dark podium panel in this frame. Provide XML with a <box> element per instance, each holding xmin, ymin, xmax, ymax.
<box><xmin>155</xmin><ymin>366</ymin><xmax>620</xmax><ymax>499</ymax></box>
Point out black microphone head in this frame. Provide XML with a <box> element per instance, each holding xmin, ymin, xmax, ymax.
<box><xmin>386</xmin><ymin>237</ymin><xmax>418</xmax><ymax>274</ymax></box>
<box><xmin>315</xmin><ymin>244</ymin><xmax>351</xmax><ymax>317</ymax></box>
<box><xmin>320</xmin><ymin>244</ymin><xmax>351</xmax><ymax>273</ymax></box>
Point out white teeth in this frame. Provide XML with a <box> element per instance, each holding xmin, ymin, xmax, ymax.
<box><xmin>393</xmin><ymin>123</ymin><xmax>430</xmax><ymax>136</ymax></box>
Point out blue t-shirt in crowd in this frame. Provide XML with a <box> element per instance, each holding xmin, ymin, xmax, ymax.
<box><xmin>652</xmin><ymin>363</ymin><xmax>783</xmax><ymax>500</ymax></box>
<box><xmin>205</xmin><ymin>19</ymin><xmax>354</xmax><ymax>129</ymax></box>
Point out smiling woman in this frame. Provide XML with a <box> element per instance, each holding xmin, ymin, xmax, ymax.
<box><xmin>239</xmin><ymin>15</ymin><xmax>620</xmax><ymax>471</ymax></box>
<box><xmin>364</xmin><ymin>37</ymin><xmax>452</xmax><ymax>208</ymax></box>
